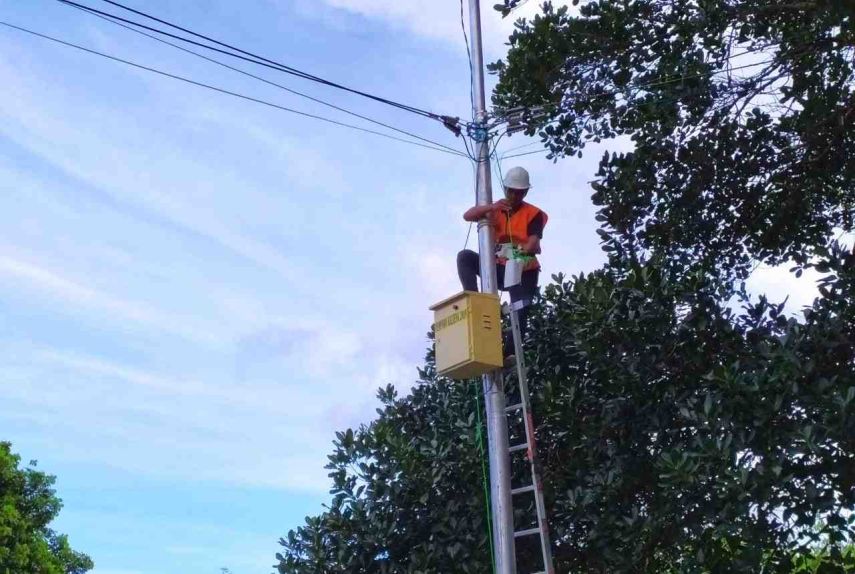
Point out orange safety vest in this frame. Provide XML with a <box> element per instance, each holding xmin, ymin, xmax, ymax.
<box><xmin>494</xmin><ymin>201</ymin><xmax>548</xmax><ymax>271</ymax></box>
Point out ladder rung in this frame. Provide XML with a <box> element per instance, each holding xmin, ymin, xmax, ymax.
<box><xmin>508</xmin><ymin>443</ymin><xmax>528</xmax><ymax>453</ymax></box>
<box><xmin>505</xmin><ymin>403</ymin><xmax>523</xmax><ymax>412</ymax></box>
<box><xmin>514</xmin><ymin>527</ymin><xmax>541</xmax><ymax>538</ymax></box>
<box><xmin>512</xmin><ymin>484</ymin><xmax>535</xmax><ymax>496</ymax></box>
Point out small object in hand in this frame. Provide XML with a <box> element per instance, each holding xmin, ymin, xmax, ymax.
<box><xmin>496</xmin><ymin>243</ymin><xmax>514</xmax><ymax>259</ymax></box>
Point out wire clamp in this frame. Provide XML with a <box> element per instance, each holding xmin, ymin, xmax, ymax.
<box><xmin>468</xmin><ymin>122</ymin><xmax>489</xmax><ymax>143</ymax></box>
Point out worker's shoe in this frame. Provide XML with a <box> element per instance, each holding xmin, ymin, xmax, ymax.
<box><xmin>502</xmin><ymin>332</ymin><xmax>514</xmax><ymax>356</ymax></box>
<box><xmin>503</xmin><ymin>354</ymin><xmax>517</xmax><ymax>369</ymax></box>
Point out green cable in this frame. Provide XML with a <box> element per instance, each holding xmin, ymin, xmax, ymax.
<box><xmin>474</xmin><ymin>383</ymin><xmax>497</xmax><ymax>574</ymax></box>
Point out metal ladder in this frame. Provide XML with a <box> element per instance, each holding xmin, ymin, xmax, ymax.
<box><xmin>503</xmin><ymin>302</ymin><xmax>555</xmax><ymax>574</ymax></box>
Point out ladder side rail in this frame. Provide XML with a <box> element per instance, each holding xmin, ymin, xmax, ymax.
<box><xmin>509</xmin><ymin>307</ymin><xmax>556</xmax><ymax>574</ymax></box>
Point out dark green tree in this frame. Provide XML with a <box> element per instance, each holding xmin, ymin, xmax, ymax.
<box><xmin>277</xmin><ymin>253</ymin><xmax>854</xmax><ymax>573</ymax></box>
<box><xmin>277</xmin><ymin>375</ymin><xmax>494</xmax><ymax>574</ymax></box>
<box><xmin>0</xmin><ymin>442</ymin><xmax>93</xmax><ymax>574</ymax></box>
<box><xmin>490</xmin><ymin>0</ymin><xmax>854</xmax><ymax>280</ymax></box>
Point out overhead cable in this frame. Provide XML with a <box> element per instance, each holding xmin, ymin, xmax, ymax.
<box><xmin>0</xmin><ymin>22</ymin><xmax>468</xmax><ymax>158</ymax></box>
<box><xmin>495</xmin><ymin>49</ymin><xmax>780</xmax><ymax>124</ymax></box>
<box><xmin>502</xmin><ymin>148</ymin><xmax>550</xmax><ymax>160</ymax></box>
<box><xmin>572</xmin><ymin>45</ymin><xmax>779</xmax><ymax>105</ymax></box>
<box><xmin>62</xmin><ymin>3</ymin><xmax>465</xmax><ymax>157</ymax></box>
<box><xmin>499</xmin><ymin>140</ymin><xmax>541</xmax><ymax>156</ymax></box>
<box><xmin>589</xmin><ymin>56</ymin><xmax>781</xmax><ymax>101</ymax></box>
<box><xmin>69</xmin><ymin>0</ymin><xmax>446</xmax><ymax>121</ymax></box>
<box><xmin>491</xmin><ymin>55</ymin><xmax>785</xmax><ymax>152</ymax></box>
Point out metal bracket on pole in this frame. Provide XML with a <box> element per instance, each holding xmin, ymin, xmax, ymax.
<box><xmin>493</xmin><ymin>105</ymin><xmax>551</xmax><ymax>135</ymax></box>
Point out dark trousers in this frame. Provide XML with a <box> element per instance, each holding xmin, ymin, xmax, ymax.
<box><xmin>457</xmin><ymin>249</ymin><xmax>538</xmax><ymax>354</ymax></box>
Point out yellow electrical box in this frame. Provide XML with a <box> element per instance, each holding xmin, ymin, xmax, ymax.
<box><xmin>430</xmin><ymin>291</ymin><xmax>503</xmax><ymax>379</ymax></box>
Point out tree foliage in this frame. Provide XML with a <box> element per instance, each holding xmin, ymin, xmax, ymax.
<box><xmin>277</xmin><ymin>374</ymin><xmax>494</xmax><ymax>573</ymax></box>
<box><xmin>0</xmin><ymin>442</ymin><xmax>93</xmax><ymax>574</ymax></box>
<box><xmin>527</xmin><ymin>254</ymin><xmax>854</xmax><ymax>572</ymax></box>
<box><xmin>491</xmin><ymin>0</ymin><xmax>854</xmax><ymax>280</ymax></box>
<box><xmin>277</xmin><ymin>250</ymin><xmax>854</xmax><ymax>573</ymax></box>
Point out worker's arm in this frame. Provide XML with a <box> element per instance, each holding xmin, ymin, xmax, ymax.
<box><xmin>463</xmin><ymin>199</ymin><xmax>510</xmax><ymax>222</ymax></box>
<box><xmin>519</xmin><ymin>212</ymin><xmax>545</xmax><ymax>255</ymax></box>
<box><xmin>520</xmin><ymin>235</ymin><xmax>541</xmax><ymax>255</ymax></box>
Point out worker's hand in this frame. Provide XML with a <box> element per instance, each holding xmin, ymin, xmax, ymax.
<box><xmin>491</xmin><ymin>199</ymin><xmax>511</xmax><ymax>213</ymax></box>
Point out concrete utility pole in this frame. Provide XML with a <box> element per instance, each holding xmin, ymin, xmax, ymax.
<box><xmin>467</xmin><ymin>0</ymin><xmax>516</xmax><ymax>572</ymax></box>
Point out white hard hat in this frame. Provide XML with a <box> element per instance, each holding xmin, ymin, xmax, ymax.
<box><xmin>504</xmin><ymin>166</ymin><xmax>531</xmax><ymax>190</ymax></box>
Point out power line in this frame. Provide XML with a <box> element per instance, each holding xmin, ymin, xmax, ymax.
<box><xmin>570</xmin><ymin>45</ymin><xmax>779</xmax><ymax>106</ymax></box>
<box><xmin>494</xmin><ymin>48</ymin><xmax>780</xmax><ymax>126</ymax></box>
<box><xmin>502</xmin><ymin>148</ymin><xmax>549</xmax><ymax>160</ymax></box>
<box><xmin>497</xmin><ymin>51</ymin><xmax>805</xmax><ymax>160</ymax></box>
<box><xmin>490</xmin><ymin>56</ymin><xmax>785</xmax><ymax>154</ymax></box>
<box><xmin>68</xmin><ymin>0</ymin><xmax>446</xmax><ymax>121</ymax></box>
<box><xmin>499</xmin><ymin>140</ymin><xmax>541</xmax><ymax>156</ymax></box>
<box><xmin>0</xmin><ymin>21</ymin><xmax>469</xmax><ymax>158</ymax></box>
<box><xmin>462</xmin><ymin>135</ymin><xmax>477</xmax><ymax>162</ymax></box>
<box><xmin>62</xmin><ymin>3</ymin><xmax>466</xmax><ymax>157</ymax></box>
<box><xmin>596</xmin><ymin>56</ymin><xmax>779</xmax><ymax>101</ymax></box>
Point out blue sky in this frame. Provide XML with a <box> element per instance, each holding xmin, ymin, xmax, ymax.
<box><xmin>0</xmin><ymin>1</ymin><xmax>826</xmax><ymax>573</ymax></box>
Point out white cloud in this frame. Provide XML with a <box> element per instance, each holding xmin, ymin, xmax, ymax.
<box><xmin>41</xmin><ymin>350</ymin><xmax>184</xmax><ymax>389</ymax></box>
<box><xmin>315</xmin><ymin>0</ymin><xmax>573</xmax><ymax>57</ymax></box>
<box><xmin>0</xmin><ymin>52</ymin><xmax>318</xmax><ymax>290</ymax></box>
<box><xmin>0</xmin><ymin>254</ymin><xmax>223</xmax><ymax>346</ymax></box>
<box><xmin>2</xmin><ymin>347</ymin><xmax>342</xmax><ymax>491</ymax></box>
<box><xmin>321</xmin><ymin>0</ymin><xmax>465</xmax><ymax>45</ymax></box>
<box><xmin>413</xmin><ymin>249</ymin><xmax>464</xmax><ymax>304</ymax></box>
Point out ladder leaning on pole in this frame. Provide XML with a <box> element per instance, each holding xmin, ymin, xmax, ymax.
<box><xmin>503</xmin><ymin>301</ymin><xmax>555</xmax><ymax>574</ymax></box>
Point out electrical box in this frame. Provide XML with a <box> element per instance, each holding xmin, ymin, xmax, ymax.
<box><xmin>430</xmin><ymin>291</ymin><xmax>503</xmax><ymax>379</ymax></box>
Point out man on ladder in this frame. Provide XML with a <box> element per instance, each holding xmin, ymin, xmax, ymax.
<box><xmin>457</xmin><ymin>166</ymin><xmax>547</xmax><ymax>362</ymax></box>
<box><xmin>457</xmin><ymin>164</ymin><xmax>555</xmax><ymax>574</ymax></box>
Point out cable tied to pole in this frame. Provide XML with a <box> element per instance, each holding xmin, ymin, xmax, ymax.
<box><xmin>468</xmin><ymin>122</ymin><xmax>490</xmax><ymax>144</ymax></box>
<box><xmin>474</xmin><ymin>382</ymin><xmax>497</xmax><ymax>574</ymax></box>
